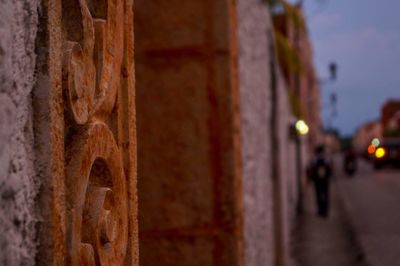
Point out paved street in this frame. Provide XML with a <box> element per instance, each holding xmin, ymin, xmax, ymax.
<box><xmin>338</xmin><ymin>158</ymin><xmax>400</xmax><ymax>266</ymax></box>
<box><xmin>294</xmin><ymin>156</ymin><xmax>400</xmax><ymax>266</ymax></box>
<box><xmin>293</xmin><ymin>167</ymin><xmax>366</xmax><ymax>266</ymax></box>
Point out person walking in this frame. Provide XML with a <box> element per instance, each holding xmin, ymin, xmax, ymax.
<box><xmin>308</xmin><ymin>145</ymin><xmax>332</xmax><ymax>217</ymax></box>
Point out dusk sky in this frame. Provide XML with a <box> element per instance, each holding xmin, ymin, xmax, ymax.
<box><xmin>298</xmin><ymin>0</ymin><xmax>400</xmax><ymax>135</ymax></box>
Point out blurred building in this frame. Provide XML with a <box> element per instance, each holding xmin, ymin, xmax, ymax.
<box><xmin>381</xmin><ymin>99</ymin><xmax>400</xmax><ymax>137</ymax></box>
<box><xmin>353</xmin><ymin>120</ymin><xmax>382</xmax><ymax>155</ymax></box>
<box><xmin>323</xmin><ymin>131</ymin><xmax>341</xmax><ymax>154</ymax></box>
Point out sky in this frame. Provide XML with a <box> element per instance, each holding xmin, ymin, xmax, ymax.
<box><xmin>295</xmin><ymin>0</ymin><xmax>400</xmax><ymax>135</ymax></box>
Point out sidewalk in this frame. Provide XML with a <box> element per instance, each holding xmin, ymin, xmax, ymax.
<box><xmin>292</xmin><ymin>178</ymin><xmax>367</xmax><ymax>266</ymax></box>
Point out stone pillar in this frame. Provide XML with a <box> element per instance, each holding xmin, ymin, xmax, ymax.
<box><xmin>34</xmin><ymin>0</ymin><xmax>138</xmax><ymax>265</ymax></box>
<box><xmin>135</xmin><ymin>0</ymin><xmax>244</xmax><ymax>265</ymax></box>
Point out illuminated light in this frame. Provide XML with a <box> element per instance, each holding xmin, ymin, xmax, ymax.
<box><xmin>375</xmin><ymin>147</ymin><xmax>386</xmax><ymax>159</ymax></box>
<box><xmin>371</xmin><ymin>138</ymin><xmax>380</xmax><ymax>147</ymax></box>
<box><xmin>368</xmin><ymin>145</ymin><xmax>376</xmax><ymax>154</ymax></box>
<box><xmin>295</xmin><ymin>120</ymin><xmax>309</xmax><ymax>135</ymax></box>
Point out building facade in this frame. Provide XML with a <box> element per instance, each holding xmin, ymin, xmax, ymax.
<box><xmin>381</xmin><ymin>99</ymin><xmax>400</xmax><ymax>137</ymax></box>
<box><xmin>353</xmin><ymin>120</ymin><xmax>382</xmax><ymax>155</ymax></box>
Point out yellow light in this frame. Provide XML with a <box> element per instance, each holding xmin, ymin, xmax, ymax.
<box><xmin>295</xmin><ymin>120</ymin><xmax>309</xmax><ymax>135</ymax></box>
<box><xmin>368</xmin><ymin>145</ymin><xmax>376</xmax><ymax>154</ymax></box>
<box><xmin>375</xmin><ymin>147</ymin><xmax>386</xmax><ymax>159</ymax></box>
<box><xmin>371</xmin><ymin>138</ymin><xmax>380</xmax><ymax>147</ymax></box>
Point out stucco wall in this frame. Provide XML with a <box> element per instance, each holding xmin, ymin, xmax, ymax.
<box><xmin>0</xmin><ymin>0</ymin><xmax>39</xmax><ymax>265</ymax></box>
<box><xmin>238</xmin><ymin>1</ymin><xmax>299</xmax><ymax>265</ymax></box>
<box><xmin>237</xmin><ymin>1</ymin><xmax>275</xmax><ymax>265</ymax></box>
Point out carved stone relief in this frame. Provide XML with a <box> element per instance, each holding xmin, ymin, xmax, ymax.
<box><xmin>47</xmin><ymin>0</ymin><xmax>137</xmax><ymax>264</ymax></box>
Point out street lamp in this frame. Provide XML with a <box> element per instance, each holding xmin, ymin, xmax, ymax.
<box><xmin>329</xmin><ymin>62</ymin><xmax>337</xmax><ymax>81</ymax></box>
<box><xmin>320</xmin><ymin>61</ymin><xmax>338</xmax><ymax>85</ymax></box>
<box><xmin>295</xmin><ymin>120</ymin><xmax>310</xmax><ymax>135</ymax></box>
<box><xmin>319</xmin><ymin>62</ymin><xmax>338</xmax><ymax>130</ymax></box>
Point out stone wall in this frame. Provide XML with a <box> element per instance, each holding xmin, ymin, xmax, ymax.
<box><xmin>237</xmin><ymin>1</ymin><xmax>274</xmax><ymax>265</ymax></box>
<box><xmin>237</xmin><ymin>1</ymin><xmax>298</xmax><ymax>265</ymax></box>
<box><xmin>0</xmin><ymin>1</ymin><xmax>302</xmax><ymax>265</ymax></box>
<box><xmin>0</xmin><ymin>0</ymin><xmax>39</xmax><ymax>265</ymax></box>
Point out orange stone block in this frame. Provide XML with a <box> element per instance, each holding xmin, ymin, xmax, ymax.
<box><xmin>135</xmin><ymin>0</ymin><xmax>244</xmax><ymax>265</ymax></box>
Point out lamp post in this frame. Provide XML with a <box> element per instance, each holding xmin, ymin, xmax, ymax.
<box><xmin>329</xmin><ymin>62</ymin><xmax>337</xmax><ymax>81</ymax></box>
<box><xmin>324</xmin><ymin>62</ymin><xmax>338</xmax><ymax>130</ymax></box>
<box><xmin>319</xmin><ymin>62</ymin><xmax>337</xmax><ymax>85</ymax></box>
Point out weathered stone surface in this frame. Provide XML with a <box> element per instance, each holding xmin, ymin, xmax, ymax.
<box><xmin>237</xmin><ymin>1</ymin><xmax>275</xmax><ymax>265</ymax></box>
<box><xmin>34</xmin><ymin>0</ymin><xmax>138</xmax><ymax>265</ymax></box>
<box><xmin>237</xmin><ymin>1</ymin><xmax>299</xmax><ymax>266</ymax></box>
<box><xmin>0</xmin><ymin>0</ymin><xmax>40</xmax><ymax>265</ymax></box>
<box><xmin>134</xmin><ymin>1</ymin><xmax>207</xmax><ymax>50</ymax></box>
<box><xmin>135</xmin><ymin>0</ymin><xmax>244</xmax><ymax>265</ymax></box>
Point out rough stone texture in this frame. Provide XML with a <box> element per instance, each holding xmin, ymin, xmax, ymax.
<box><xmin>135</xmin><ymin>1</ymin><xmax>244</xmax><ymax>265</ymax></box>
<box><xmin>0</xmin><ymin>0</ymin><xmax>39</xmax><ymax>265</ymax></box>
<box><xmin>33</xmin><ymin>0</ymin><xmax>139</xmax><ymax>265</ymax></box>
<box><xmin>237</xmin><ymin>2</ymin><xmax>298</xmax><ymax>265</ymax></box>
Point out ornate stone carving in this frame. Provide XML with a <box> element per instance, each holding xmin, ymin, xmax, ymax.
<box><xmin>63</xmin><ymin>0</ymin><xmax>123</xmax><ymax>124</ymax></box>
<box><xmin>66</xmin><ymin>123</ymin><xmax>128</xmax><ymax>265</ymax></box>
<box><xmin>47</xmin><ymin>0</ymin><xmax>137</xmax><ymax>264</ymax></box>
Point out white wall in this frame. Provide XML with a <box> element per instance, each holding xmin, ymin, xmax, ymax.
<box><xmin>237</xmin><ymin>1</ymin><xmax>298</xmax><ymax>265</ymax></box>
<box><xmin>237</xmin><ymin>1</ymin><xmax>275</xmax><ymax>264</ymax></box>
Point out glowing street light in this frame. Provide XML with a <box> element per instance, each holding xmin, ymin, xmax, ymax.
<box><xmin>375</xmin><ymin>147</ymin><xmax>386</xmax><ymax>159</ymax></box>
<box><xmin>371</xmin><ymin>138</ymin><xmax>380</xmax><ymax>147</ymax></box>
<box><xmin>295</xmin><ymin>120</ymin><xmax>309</xmax><ymax>136</ymax></box>
<box><xmin>367</xmin><ymin>144</ymin><xmax>376</xmax><ymax>155</ymax></box>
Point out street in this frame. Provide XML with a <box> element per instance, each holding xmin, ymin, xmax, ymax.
<box><xmin>294</xmin><ymin>156</ymin><xmax>400</xmax><ymax>266</ymax></box>
<box><xmin>338</xmin><ymin>158</ymin><xmax>400</xmax><ymax>266</ymax></box>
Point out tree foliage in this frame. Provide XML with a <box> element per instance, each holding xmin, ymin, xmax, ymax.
<box><xmin>274</xmin><ymin>29</ymin><xmax>302</xmax><ymax>75</ymax></box>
